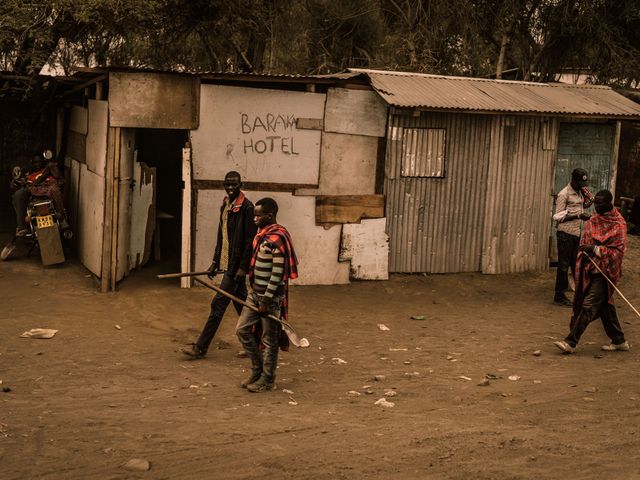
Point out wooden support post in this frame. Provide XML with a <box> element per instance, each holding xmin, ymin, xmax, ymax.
<box><xmin>100</xmin><ymin>127</ymin><xmax>117</xmax><ymax>292</ymax></box>
<box><xmin>181</xmin><ymin>142</ymin><xmax>192</xmax><ymax>289</ymax></box>
<box><xmin>610</xmin><ymin>121</ymin><xmax>621</xmax><ymax>198</ymax></box>
<box><xmin>110</xmin><ymin>128</ymin><xmax>122</xmax><ymax>291</ymax></box>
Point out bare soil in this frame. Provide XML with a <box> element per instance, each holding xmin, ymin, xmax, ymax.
<box><xmin>1</xmin><ymin>234</ymin><xmax>640</xmax><ymax>480</ymax></box>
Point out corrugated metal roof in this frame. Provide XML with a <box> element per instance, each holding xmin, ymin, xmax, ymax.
<box><xmin>350</xmin><ymin>68</ymin><xmax>640</xmax><ymax>118</ymax></box>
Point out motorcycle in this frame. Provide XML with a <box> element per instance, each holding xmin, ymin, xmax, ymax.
<box><xmin>1</xmin><ymin>164</ymin><xmax>72</xmax><ymax>265</ymax></box>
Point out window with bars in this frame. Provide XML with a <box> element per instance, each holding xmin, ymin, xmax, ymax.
<box><xmin>401</xmin><ymin>128</ymin><xmax>446</xmax><ymax>178</ymax></box>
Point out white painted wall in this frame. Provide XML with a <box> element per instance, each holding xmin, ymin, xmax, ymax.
<box><xmin>295</xmin><ymin>132</ymin><xmax>378</xmax><ymax>196</ymax></box>
<box><xmin>339</xmin><ymin>218</ymin><xmax>389</xmax><ymax>280</ymax></box>
<box><xmin>77</xmin><ymin>164</ymin><xmax>105</xmax><ymax>277</ymax></box>
<box><xmin>324</xmin><ymin>88</ymin><xmax>387</xmax><ymax>138</ymax></box>
<box><xmin>195</xmin><ymin>189</ymin><xmax>350</xmax><ymax>285</ymax></box>
<box><xmin>191</xmin><ymin>84</ymin><xmax>326</xmax><ymax>184</ymax></box>
<box><xmin>86</xmin><ymin>100</ymin><xmax>108</xmax><ymax>175</ymax></box>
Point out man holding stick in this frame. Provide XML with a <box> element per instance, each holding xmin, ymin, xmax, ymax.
<box><xmin>236</xmin><ymin>197</ymin><xmax>298</xmax><ymax>393</ymax></box>
<box><xmin>181</xmin><ymin>171</ymin><xmax>256</xmax><ymax>359</ymax></box>
<box><xmin>554</xmin><ymin>190</ymin><xmax>630</xmax><ymax>354</ymax></box>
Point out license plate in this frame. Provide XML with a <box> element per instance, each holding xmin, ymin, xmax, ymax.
<box><xmin>36</xmin><ymin>215</ymin><xmax>54</xmax><ymax>229</ymax></box>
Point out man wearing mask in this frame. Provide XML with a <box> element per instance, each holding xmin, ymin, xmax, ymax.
<box><xmin>552</xmin><ymin>168</ymin><xmax>594</xmax><ymax>306</ymax></box>
<box><xmin>181</xmin><ymin>171</ymin><xmax>257</xmax><ymax>359</ymax></box>
<box><xmin>554</xmin><ymin>190</ymin><xmax>629</xmax><ymax>354</ymax></box>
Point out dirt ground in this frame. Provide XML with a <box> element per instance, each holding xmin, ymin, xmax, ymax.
<box><xmin>1</xmin><ymin>234</ymin><xmax>640</xmax><ymax>480</ymax></box>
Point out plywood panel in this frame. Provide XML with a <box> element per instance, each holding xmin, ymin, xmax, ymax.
<box><xmin>86</xmin><ymin>100</ymin><xmax>108</xmax><ymax>175</ymax></box>
<box><xmin>191</xmin><ymin>84</ymin><xmax>325</xmax><ymax>184</ymax></box>
<box><xmin>115</xmin><ymin>129</ymin><xmax>136</xmax><ymax>281</ymax></box>
<box><xmin>195</xmin><ymin>190</ymin><xmax>350</xmax><ymax>285</ymax></box>
<box><xmin>316</xmin><ymin>194</ymin><xmax>384</xmax><ymax>224</ymax></box>
<box><xmin>295</xmin><ymin>132</ymin><xmax>377</xmax><ymax>196</ymax></box>
<box><xmin>324</xmin><ymin>88</ymin><xmax>387</xmax><ymax>137</ymax></box>
<box><xmin>339</xmin><ymin>218</ymin><xmax>389</xmax><ymax>280</ymax></box>
<box><xmin>77</xmin><ymin>164</ymin><xmax>105</xmax><ymax>277</ymax></box>
<box><xmin>69</xmin><ymin>106</ymin><xmax>87</xmax><ymax>135</ymax></box>
<box><xmin>66</xmin><ymin>131</ymin><xmax>86</xmax><ymax>163</ymax></box>
<box><xmin>109</xmin><ymin>72</ymin><xmax>199</xmax><ymax>129</ymax></box>
<box><xmin>129</xmin><ymin>159</ymin><xmax>156</xmax><ymax>269</ymax></box>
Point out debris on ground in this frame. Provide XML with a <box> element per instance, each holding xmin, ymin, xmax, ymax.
<box><xmin>347</xmin><ymin>390</ymin><xmax>361</xmax><ymax>397</ymax></box>
<box><xmin>584</xmin><ymin>387</ymin><xmax>598</xmax><ymax>393</ymax></box>
<box><xmin>123</xmin><ymin>458</ymin><xmax>151</xmax><ymax>471</ymax></box>
<box><xmin>377</xmin><ymin>324</ymin><xmax>390</xmax><ymax>331</ymax></box>
<box><xmin>374</xmin><ymin>398</ymin><xmax>395</xmax><ymax>408</ymax></box>
<box><xmin>114</xmin><ymin>325</ymin><xmax>121</xmax><ymax>330</ymax></box>
<box><xmin>410</xmin><ymin>315</ymin><xmax>426</xmax><ymax>320</ymax></box>
<box><xmin>459</xmin><ymin>376</ymin><xmax>472</xmax><ymax>381</ymax></box>
<box><xmin>20</xmin><ymin>328</ymin><xmax>58</xmax><ymax>339</ymax></box>
<box><xmin>282</xmin><ymin>389</ymin><xmax>294</xmax><ymax>394</ymax></box>
<box><xmin>508</xmin><ymin>375</ymin><xmax>521</xmax><ymax>381</ymax></box>
<box><xmin>532</xmin><ymin>350</ymin><xmax>541</xmax><ymax>356</ymax></box>
<box><xmin>384</xmin><ymin>390</ymin><xmax>397</xmax><ymax>397</ymax></box>
<box><xmin>478</xmin><ymin>379</ymin><xmax>490</xmax><ymax>386</ymax></box>
<box><xmin>373</xmin><ymin>375</ymin><xmax>386</xmax><ymax>382</ymax></box>
<box><xmin>331</xmin><ymin>357</ymin><xmax>347</xmax><ymax>365</ymax></box>
<box><xmin>288</xmin><ymin>397</ymin><xmax>298</xmax><ymax>406</ymax></box>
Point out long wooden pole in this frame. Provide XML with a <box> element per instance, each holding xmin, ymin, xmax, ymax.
<box><xmin>587</xmin><ymin>255</ymin><xmax>640</xmax><ymax>320</ymax></box>
<box><xmin>157</xmin><ymin>272</ymin><xmax>309</xmax><ymax>347</ymax></box>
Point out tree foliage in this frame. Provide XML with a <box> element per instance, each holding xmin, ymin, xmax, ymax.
<box><xmin>1</xmin><ymin>0</ymin><xmax>639</xmax><ymax>89</ymax></box>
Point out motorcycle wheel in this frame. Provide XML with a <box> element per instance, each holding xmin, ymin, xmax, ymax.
<box><xmin>1</xmin><ymin>242</ymin><xmax>16</xmax><ymax>261</ymax></box>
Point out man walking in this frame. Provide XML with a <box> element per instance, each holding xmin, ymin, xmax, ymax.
<box><xmin>181</xmin><ymin>171</ymin><xmax>256</xmax><ymax>358</ymax></box>
<box><xmin>554</xmin><ymin>190</ymin><xmax>629</xmax><ymax>354</ymax></box>
<box><xmin>236</xmin><ymin>197</ymin><xmax>298</xmax><ymax>393</ymax></box>
<box><xmin>552</xmin><ymin>168</ymin><xmax>593</xmax><ymax>306</ymax></box>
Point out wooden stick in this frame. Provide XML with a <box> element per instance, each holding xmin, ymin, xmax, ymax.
<box><xmin>587</xmin><ymin>255</ymin><xmax>640</xmax><ymax>320</ymax></box>
<box><xmin>192</xmin><ymin>277</ymin><xmax>309</xmax><ymax>348</ymax></box>
<box><xmin>157</xmin><ymin>271</ymin><xmax>309</xmax><ymax>347</ymax></box>
<box><xmin>157</xmin><ymin>271</ymin><xmax>210</xmax><ymax>279</ymax></box>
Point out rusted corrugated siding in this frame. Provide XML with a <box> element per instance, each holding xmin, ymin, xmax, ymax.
<box><xmin>481</xmin><ymin>116</ymin><xmax>558</xmax><ymax>273</ymax></box>
<box><xmin>352</xmin><ymin>69</ymin><xmax>640</xmax><ymax>119</ymax></box>
<box><xmin>385</xmin><ymin>111</ymin><xmax>492</xmax><ymax>273</ymax></box>
<box><xmin>386</xmin><ymin>112</ymin><xmax>558</xmax><ymax>274</ymax></box>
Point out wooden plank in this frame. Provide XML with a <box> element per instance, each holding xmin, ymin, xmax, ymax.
<box><xmin>100</xmin><ymin>128</ymin><xmax>116</xmax><ymax>292</ymax></box>
<box><xmin>109</xmin><ymin>72</ymin><xmax>199</xmax><ymax>129</ymax></box>
<box><xmin>86</xmin><ymin>100</ymin><xmax>108</xmax><ymax>175</ymax></box>
<box><xmin>37</xmin><ymin>224</ymin><xmax>65</xmax><ymax>266</ymax></box>
<box><xmin>315</xmin><ymin>194</ymin><xmax>384</xmax><ymax>224</ymax></box>
<box><xmin>181</xmin><ymin>144</ymin><xmax>192</xmax><ymax>289</ymax></box>
<box><xmin>610</xmin><ymin>120</ymin><xmax>621</xmax><ymax>197</ymax></box>
<box><xmin>324</xmin><ymin>88</ymin><xmax>387</xmax><ymax>138</ymax></box>
<box><xmin>193</xmin><ymin>180</ymin><xmax>317</xmax><ymax>192</ymax></box>
<box><xmin>296</xmin><ymin>118</ymin><xmax>324</xmax><ymax>130</ymax></box>
<box><xmin>66</xmin><ymin>131</ymin><xmax>86</xmax><ymax>163</ymax></box>
<box><xmin>110</xmin><ymin>128</ymin><xmax>121</xmax><ymax>291</ymax></box>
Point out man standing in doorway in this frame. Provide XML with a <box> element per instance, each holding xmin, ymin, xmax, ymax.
<box><xmin>181</xmin><ymin>171</ymin><xmax>257</xmax><ymax>358</ymax></box>
<box><xmin>552</xmin><ymin>168</ymin><xmax>594</xmax><ymax>306</ymax></box>
<box><xmin>554</xmin><ymin>189</ymin><xmax>629</xmax><ymax>354</ymax></box>
<box><xmin>236</xmin><ymin>197</ymin><xmax>298</xmax><ymax>393</ymax></box>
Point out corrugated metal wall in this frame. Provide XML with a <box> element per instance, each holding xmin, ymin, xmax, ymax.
<box><xmin>481</xmin><ymin>116</ymin><xmax>558</xmax><ymax>273</ymax></box>
<box><xmin>385</xmin><ymin>112</ymin><xmax>492</xmax><ymax>273</ymax></box>
<box><xmin>386</xmin><ymin>112</ymin><xmax>558</xmax><ymax>274</ymax></box>
<box><xmin>554</xmin><ymin>123</ymin><xmax>615</xmax><ymax>195</ymax></box>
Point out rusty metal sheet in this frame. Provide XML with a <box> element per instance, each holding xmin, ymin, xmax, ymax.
<box><xmin>352</xmin><ymin>69</ymin><xmax>640</xmax><ymax>119</ymax></box>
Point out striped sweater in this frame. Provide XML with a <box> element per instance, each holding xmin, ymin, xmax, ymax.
<box><xmin>252</xmin><ymin>239</ymin><xmax>285</xmax><ymax>298</ymax></box>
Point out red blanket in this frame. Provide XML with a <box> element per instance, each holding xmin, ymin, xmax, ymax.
<box><xmin>574</xmin><ymin>208</ymin><xmax>626</xmax><ymax>308</ymax></box>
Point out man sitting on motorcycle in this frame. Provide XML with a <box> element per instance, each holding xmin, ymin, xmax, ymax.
<box><xmin>12</xmin><ymin>150</ymin><xmax>68</xmax><ymax>236</ymax></box>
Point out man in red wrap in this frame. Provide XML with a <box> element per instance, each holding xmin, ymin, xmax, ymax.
<box><xmin>554</xmin><ymin>190</ymin><xmax>629</xmax><ymax>354</ymax></box>
<box><xmin>236</xmin><ymin>197</ymin><xmax>298</xmax><ymax>392</ymax></box>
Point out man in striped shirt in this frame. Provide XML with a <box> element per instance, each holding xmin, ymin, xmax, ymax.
<box><xmin>236</xmin><ymin>197</ymin><xmax>298</xmax><ymax>393</ymax></box>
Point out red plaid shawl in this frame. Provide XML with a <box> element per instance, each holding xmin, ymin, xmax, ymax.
<box><xmin>249</xmin><ymin>223</ymin><xmax>298</xmax><ymax>350</ymax></box>
<box><xmin>574</xmin><ymin>207</ymin><xmax>626</xmax><ymax>308</ymax></box>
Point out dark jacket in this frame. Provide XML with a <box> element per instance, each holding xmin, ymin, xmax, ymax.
<box><xmin>213</xmin><ymin>192</ymin><xmax>256</xmax><ymax>274</ymax></box>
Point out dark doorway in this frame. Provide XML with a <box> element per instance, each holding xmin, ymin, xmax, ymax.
<box><xmin>136</xmin><ymin>128</ymin><xmax>188</xmax><ymax>272</ymax></box>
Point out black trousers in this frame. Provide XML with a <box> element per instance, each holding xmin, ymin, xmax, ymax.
<box><xmin>555</xmin><ymin>231</ymin><xmax>580</xmax><ymax>298</ymax></box>
<box><xmin>565</xmin><ymin>274</ymin><xmax>625</xmax><ymax>347</ymax></box>
<box><xmin>196</xmin><ymin>272</ymin><xmax>247</xmax><ymax>353</ymax></box>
